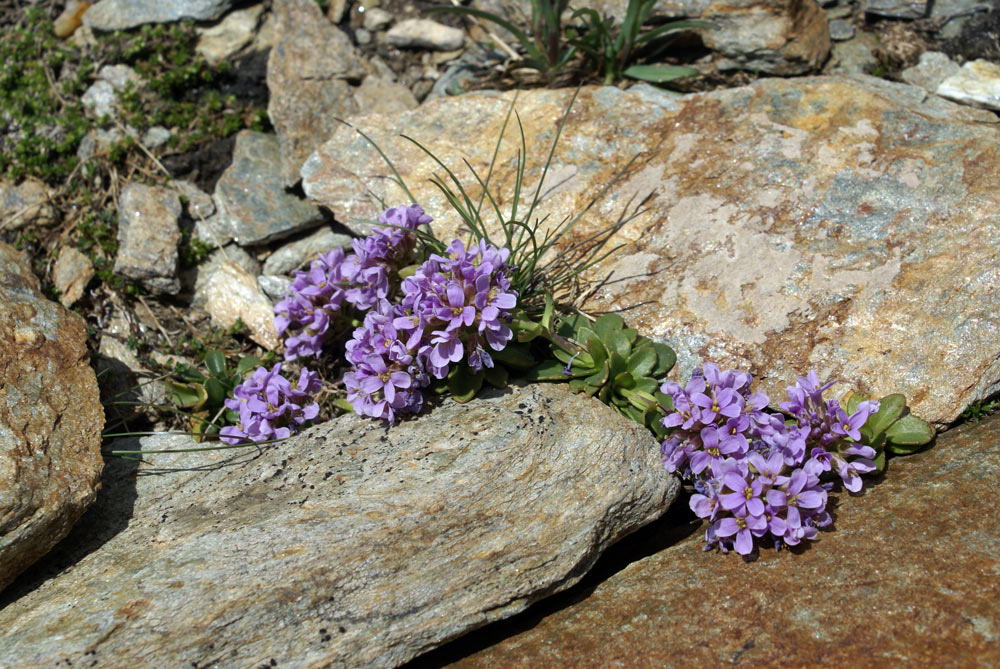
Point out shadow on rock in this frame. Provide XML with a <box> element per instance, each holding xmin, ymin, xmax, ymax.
<box><xmin>0</xmin><ymin>454</ymin><xmax>140</xmax><ymax>608</ymax></box>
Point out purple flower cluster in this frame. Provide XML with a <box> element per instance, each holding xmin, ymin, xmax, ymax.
<box><xmin>343</xmin><ymin>238</ymin><xmax>517</xmax><ymax>422</ymax></box>
<box><xmin>660</xmin><ymin>364</ymin><xmax>879</xmax><ymax>556</ymax></box>
<box><xmin>219</xmin><ymin>363</ymin><xmax>322</xmax><ymax>444</ymax></box>
<box><xmin>274</xmin><ymin>204</ymin><xmax>431</xmax><ymax>360</ymax></box>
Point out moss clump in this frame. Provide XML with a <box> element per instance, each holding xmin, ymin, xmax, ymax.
<box><xmin>0</xmin><ymin>8</ymin><xmax>93</xmax><ymax>183</ymax></box>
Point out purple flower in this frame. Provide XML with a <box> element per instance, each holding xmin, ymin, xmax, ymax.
<box><xmin>220</xmin><ymin>364</ymin><xmax>321</xmax><ymax>444</ymax></box>
<box><xmin>719</xmin><ymin>470</ymin><xmax>766</xmax><ymax>517</ymax></box>
<box><xmin>713</xmin><ymin>508</ymin><xmax>767</xmax><ymax>556</ymax></box>
<box><xmin>661</xmin><ymin>365</ymin><xmax>879</xmax><ymax>555</ymax></box>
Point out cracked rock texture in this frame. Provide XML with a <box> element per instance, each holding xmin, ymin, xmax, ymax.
<box><xmin>454</xmin><ymin>414</ymin><xmax>1000</xmax><ymax>666</ymax></box>
<box><xmin>0</xmin><ymin>243</ymin><xmax>104</xmax><ymax>593</ymax></box>
<box><xmin>303</xmin><ymin>77</ymin><xmax>1000</xmax><ymax>426</ymax></box>
<box><xmin>0</xmin><ymin>384</ymin><xmax>676</xmax><ymax>668</ymax></box>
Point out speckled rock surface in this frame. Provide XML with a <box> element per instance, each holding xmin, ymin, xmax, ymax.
<box><xmin>113</xmin><ymin>183</ymin><xmax>181</xmax><ymax>295</ymax></box>
<box><xmin>0</xmin><ymin>384</ymin><xmax>676</xmax><ymax>668</ymax></box>
<box><xmin>206</xmin><ymin>130</ymin><xmax>324</xmax><ymax>246</ymax></box>
<box><xmin>267</xmin><ymin>0</ymin><xmax>367</xmax><ymax>187</ymax></box>
<box><xmin>202</xmin><ymin>259</ymin><xmax>279</xmax><ymax>350</ymax></box>
<box><xmin>449</xmin><ymin>414</ymin><xmax>1000</xmax><ymax>667</ymax></box>
<box><xmin>303</xmin><ymin>77</ymin><xmax>1000</xmax><ymax>426</ymax></box>
<box><xmin>0</xmin><ymin>243</ymin><xmax>104</xmax><ymax>593</ymax></box>
<box><xmin>82</xmin><ymin>0</ymin><xmax>234</xmax><ymax>30</ymax></box>
<box><xmin>52</xmin><ymin>246</ymin><xmax>94</xmax><ymax>307</ymax></box>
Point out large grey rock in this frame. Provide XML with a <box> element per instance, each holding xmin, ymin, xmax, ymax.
<box><xmin>113</xmin><ymin>183</ymin><xmax>182</xmax><ymax>294</ymax></box>
<box><xmin>207</xmin><ymin>130</ymin><xmax>324</xmax><ymax>246</ymax></box>
<box><xmin>0</xmin><ymin>243</ymin><xmax>104</xmax><ymax>593</ymax></box>
<box><xmin>0</xmin><ymin>384</ymin><xmax>676</xmax><ymax>667</ymax></box>
<box><xmin>455</xmin><ymin>414</ymin><xmax>1000</xmax><ymax>667</ymax></box>
<box><xmin>302</xmin><ymin>78</ymin><xmax>1000</xmax><ymax>426</ymax></box>
<box><xmin>267</xmin><ymin>0</ymin><xmax>368</xmax><ymax>187</ymax></box>
<box><xmin>82</xmin><ymin>0</ymin><xmax>234</xmax><ymax>30</ymax></box>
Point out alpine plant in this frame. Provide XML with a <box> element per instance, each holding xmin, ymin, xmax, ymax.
<box><xmin>660</xmin><ymin>364</ymin><xmax>879</xmax><ymax>556</ymax></box>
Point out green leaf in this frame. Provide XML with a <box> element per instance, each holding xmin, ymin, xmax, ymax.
<box><xmin>608</xmin><ymin>350</ymin><xmax>627</xmax><ymax>379</ymax></box>
<box><xmin>204</xmin><ymin>377</ymin><xmax>226</xmax><ymax>407</ymax></box>
<box><xmin>235</xmin><ymin>355</ymin><xmax>261</xmax><ymax>377</ymax></box>
<box><xmin>176</xmin><ymin>365</ymin><xmax>206</xmax><ymax>382</ymax></box>
<box><xmin>576</xmin><ymin>327</ymin><xmax>599</xmax><ymax>346</ymax></box>
<box><xmin>872</xmin><ymin>448</ymin><xmax>887</xmax><ymax>474</ymax></box>
<box><xmin>845</xmin><ymin>390</ymin><xmax>869</xmax><ymax>415</ymax></box>
<box><xmin>622</xmin><ymin>404</ymin><xmax>644</xmax><ymax>423</ymax></box>
<box><xmin>603</xmin><ymin>330</ymin><xmax>631</xmax><ymax>360</ymax></box>
<box><xmin>633</xmin><ymin>376</ymin><xmax>658</xmax><ymax>394</ymax></box>
<box><xmin>623</xmin><ymin>64</ymin><xmax>700</xmax><ymax>83</ymax></box>
<box><xmin>585</xmin><ymin>361</ymin><xmax>610</xmax><ymax>387</ymax></box>
<box><xmin>166</xmin><ymin>380</ymin><xmax>207</xmax><ymax>411</ymax></box>
<box><xmin>867</xmin><ymin>394</ymin><xmax>906</xmax><ymax>436</ymax></box>
<box><xmin>491</xmin><ymin>344</ymin><xmax>537</xmax><ymax>370</ymax></box>
<box><xmin>513</xmin><ymin>318</ymin><xmax>545</xmax><ymax>342</ymax></box>
<box><xmin>599</xmin><ymin>382</ymin><xmax>613</xmax><ymax>404</ymax></box>
<box><xmin>613</xmin><ymin>371</ymin><xmax>636</xmax><ymax>391</ymax></box>
<box><xmin>448</xmin><ymin>365</ymin><xmax>484</xmax><ymax>403</ymax></box>
<box><xmin>484</xmin><ymin>364</ymin><xmax>508</xmax><ymax>389</ymax></box>
<box><xmin>552</xmin><ymin>348</ymin><xmax>574</xmax><ymax>364</ymax></box>
<box><xmin>651</xmin><ymin>342</ymin><xmax>677</xmax><ymax>377</ymax></box>
<box><xmin>592</xmin><ymin>313</ymin><xmax>624</xmax><ymax>337</ymax></box>
<box><xmin>526</xmin><ymin>359</ymin><xmax>570</xmax><ymax>381</ymax></box>
<box><xmin>330</xmin><ymin>398</ymin><xmax>354</xmax><ymax>413</ymax></box>
<box><xmin>885</xmin><ymin>414</ymin><xmax>935</xmax><ymax>449</ymax></box>
<box><xmin>569</xmin><ymin>378</ymin><xmax>598</xmax><ymax>396</ymax></box>
<box><xmin>622</xmin><ymin>328</ymin><xmax>638</xmax><ymax>345</ymax></box>
<box><xmin>585</xmin><ymin>336</ymin><xmax>608</xmax><ymax>369</ymax></box>
<box><xmin>621</xmin><ymin>388</ymin><xmax>656</xmax><ymax>411</ymax></box>
<box><xmin>556</xmin><ymin>313</ymin><xmax>590</xmax><ymax>338</ymax></box>
<box><xmin>204</xmin><ymin>350</ymin><xmax>227</xmax><ymax>377</ymax></box>
<box><xmin>627</xmin><ymin>346</ymin><xmax>657</xmax><ymax>377</ymax></box>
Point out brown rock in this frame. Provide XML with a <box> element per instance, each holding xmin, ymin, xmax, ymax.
<box><xmin>0</xmin><ymin>384</ymin><xmax>676</xmax><ymax>667</ymax></box>
<box><xmin>0</xmin><ymin>243</ymin><xmax>104</xmax><ymax>593</ymax></box>
<box><xmin>697</xmin><ymin>0</ymin><xmax>831</xmax><ymax>75</ymax></box>
<box><xmin>53</xmin><ymin>0</ymin><xmax>92</xmax><ymax>38</ymax></box>
<box><xmin>301</xmin><ymin>78</ymin><xmax>1000</xmax><ymax>426</ymax></box>
<box><xmin>267</xmin><ymin>0</ymin><xmax>368</xmax><ymax>187</ymax></box>
<box><xmin>52</xmin><ymin>246</ymin><xmax>94</xmax><ymax>307</ymax></box>
<box><xmin>451</xmin><ymin>415</ymin><xmax>1000</xmax><ymax>667</ymax></box>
